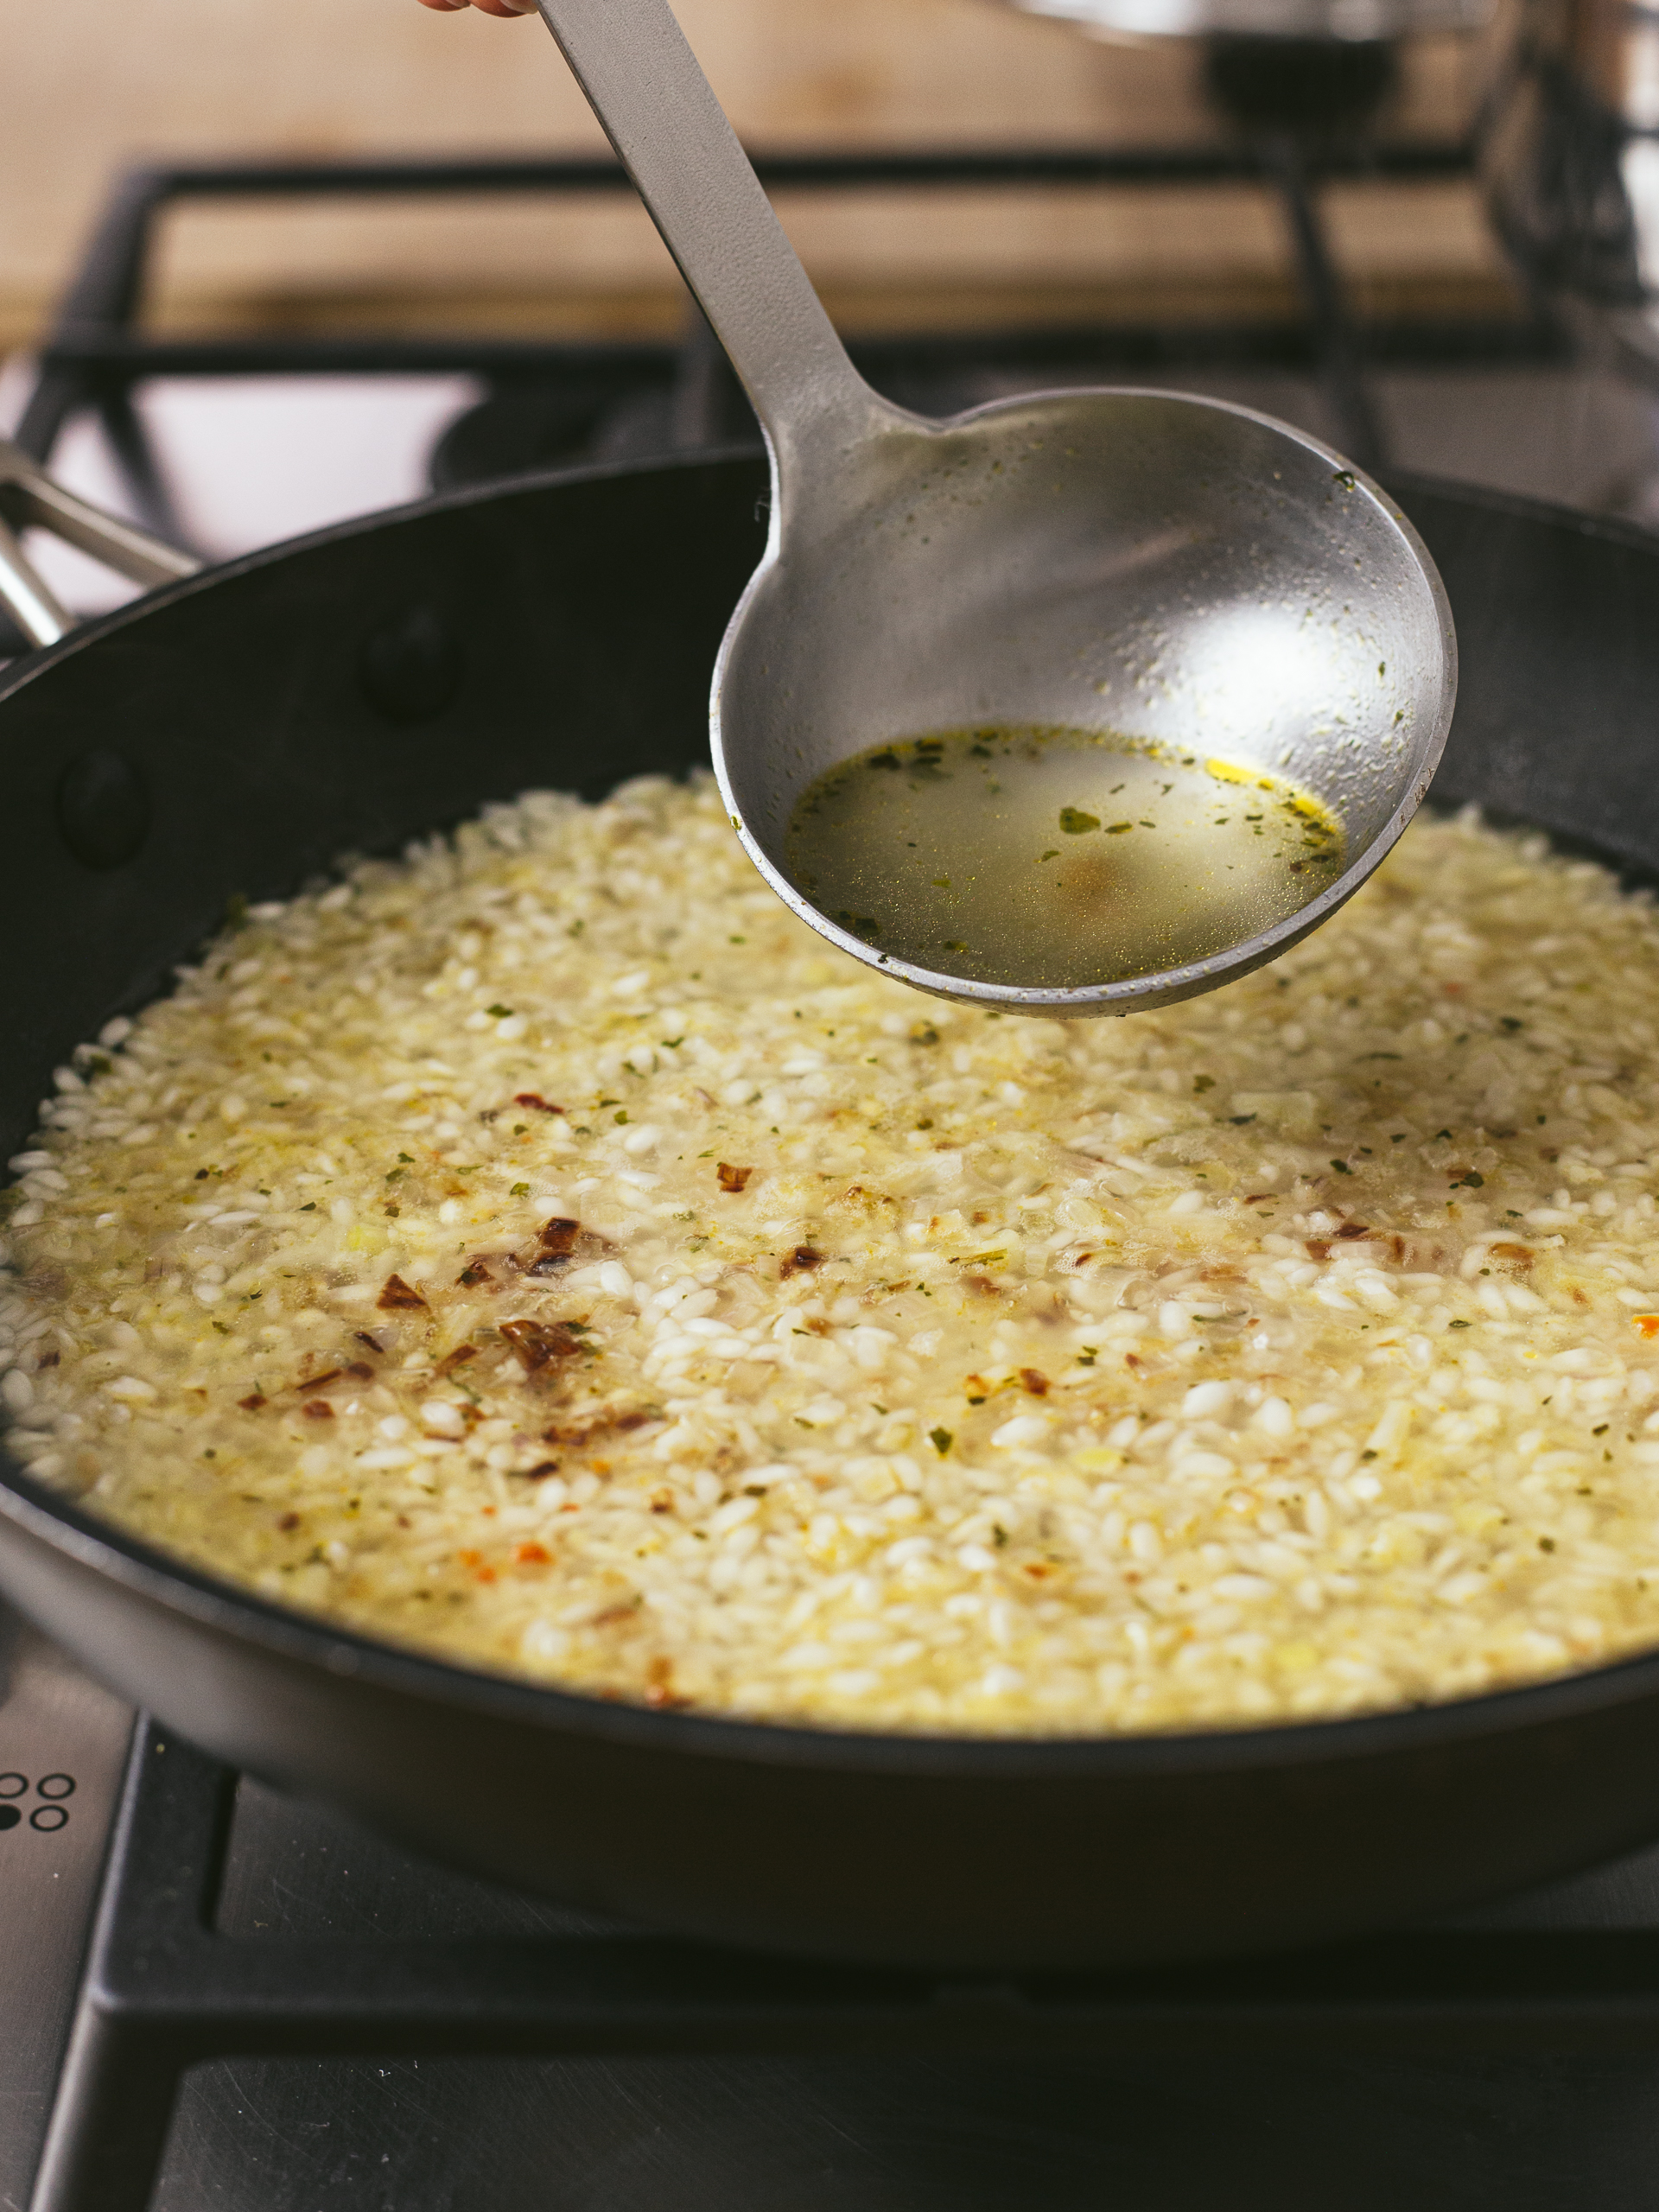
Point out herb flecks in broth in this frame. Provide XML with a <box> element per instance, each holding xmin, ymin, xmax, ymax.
<box><xmin>785</xmin><ymin>727</ymin><xmax>1344</xmax><ymax>988</ymax></box>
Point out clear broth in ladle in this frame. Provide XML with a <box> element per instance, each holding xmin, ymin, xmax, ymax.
<box><xmin>784</xmin><ymin>727</ymin><xmax>1345</xmax><ymax>989</ymax></box>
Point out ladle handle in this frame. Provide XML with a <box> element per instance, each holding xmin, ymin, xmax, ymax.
<box><xmin>531</xmin><ymin>0</ymin><xmax>886</xmax><ymax>480</ymax></box>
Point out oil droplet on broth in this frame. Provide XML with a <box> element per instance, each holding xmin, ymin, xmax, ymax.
<box><xmin>784</xmin><ymin>727</ymin><xmax>1344</xmax><ymax>988</ymax></box>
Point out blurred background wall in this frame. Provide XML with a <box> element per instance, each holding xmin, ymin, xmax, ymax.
<box><xmin>1</xmin><ymin>0</ymin><xmax>1502</xmax><ymax>352</ymax></box>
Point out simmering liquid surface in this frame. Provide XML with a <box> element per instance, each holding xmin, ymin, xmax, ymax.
<box><xmin>785</xmin><ymin>727</ymin><xmax>1345</xmax><ymax>988</ymax></box>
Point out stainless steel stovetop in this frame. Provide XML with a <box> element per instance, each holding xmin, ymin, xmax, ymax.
<box><xmin>0</xmin><ymin>1618</ymin><xmax>129</xmax><ymax>2209</ymax></box>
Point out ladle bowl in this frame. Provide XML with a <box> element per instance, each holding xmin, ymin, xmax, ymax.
<box><xmin>714</xmin><ymin>382</ymin><xmax>1456</xmax><ymax>1012</ymax></box>
<box><xmin>547</xmin><ymin>0</ymin><xmax>1456</xmax><ymax>1011</ymax></box>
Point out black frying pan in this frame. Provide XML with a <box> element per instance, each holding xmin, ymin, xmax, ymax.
<box><xmin>2</xmin><ymin>450</ymin><xmax>1658</xmax><ymax>1971</ymax></box>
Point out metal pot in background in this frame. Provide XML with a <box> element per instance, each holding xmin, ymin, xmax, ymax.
<box><xmin>1008</xmin><ymin>0</ymin><xmax>1487</xmax><ymax>42</ymax></box>
<box><xmin>1484</xmin><ymin>0</ymin><xmax>1659</xmax><ymax>364</ymax></box>
<box><xmin>1001</xmin><ymin>0</ymin><xmax>1493</xmax><ymax>133</ymax></box>
<box><xmin>993</xmin><ymin>0</ymin><xmax>1497</xmax><ymax>470</ymax></box>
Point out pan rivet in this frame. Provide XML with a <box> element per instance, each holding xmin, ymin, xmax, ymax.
<box><xmin>359</xmin><ymin>603</ymin><xmax>464</xmax><ymax>725</ymax></box>
<box><xmin>56</xmin><ymin>749</ymin><xmax>149</xmax><ymax>871</ymax></box>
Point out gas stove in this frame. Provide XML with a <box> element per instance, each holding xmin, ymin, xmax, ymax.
<box><xmin>9</xmin><ymin>140</ymin><xmax>1659</xmax><ymax>2211</ymax></box>
<box><xmin>16</xmin><ymin>1637</ymin><xmax>1659</xmax><ymax>2212</ymax></box>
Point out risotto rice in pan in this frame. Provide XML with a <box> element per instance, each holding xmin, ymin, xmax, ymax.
<box><xmin>7</xmin><ymin>774</ymin><xmax>1659</xmax><ymax>1734</ymax></box>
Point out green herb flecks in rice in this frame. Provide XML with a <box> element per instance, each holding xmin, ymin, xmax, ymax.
<box><xmin>7</xmin><ymin>780</ymin><xmax>1659</xmax><ymax>1734</ymax></box>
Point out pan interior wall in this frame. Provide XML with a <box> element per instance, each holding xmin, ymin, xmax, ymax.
<box><xmin>0</xmin><ymin>457</ymin><xmax>767</xmax><ymax>1161</ymax></box>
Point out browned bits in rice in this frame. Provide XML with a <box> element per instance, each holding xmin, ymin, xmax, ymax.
<box><xmin>10</xmin><ymin>777</ymin><xmax>1659</xmax><ymax>1738</ymax></box>
<box><xmin>1491</xmin><ymin>1243</ymin><xmax>1535</xmax><ymax>1270</ymax></box>
<box><xmin>499</xmin><ymin>1319</ymin><xmax>585</xmax><ymax>1372</ymax></box>
<box><xmin>525</xmin><ymin>1217</ymin><xmax>591</xmax><ymax>1279</ymax></box>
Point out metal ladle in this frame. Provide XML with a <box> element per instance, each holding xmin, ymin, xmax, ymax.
<box><xmin>532</xmin><ymin>0</ymin><xmax>1455</xmax><ymax>1014</ymax></box>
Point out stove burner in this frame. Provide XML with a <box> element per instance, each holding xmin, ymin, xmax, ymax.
<box><xmin>1202</xmin><ymin>33</ymin><xmax>1400</xmax><ymax>134</ymax></box>
<box><xmin>430</xmin><ymin>381</ymin><xmax>670</xmax><ymax>489</ymax></box>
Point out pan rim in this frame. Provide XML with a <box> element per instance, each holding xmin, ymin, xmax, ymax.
<box><xmin>7</xmin><ymin>449</ymin><xmax>1659</xmax><ymax>1782</ymax></box>
<box><xmin>0</xmin><ymin>442</ymin><xmax>775</xmax><ymax>715</ymax></box>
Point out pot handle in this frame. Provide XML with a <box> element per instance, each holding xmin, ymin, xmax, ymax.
<box><xmin>0</xmin><ymin>436</ymin><xmax>200</xmax><ymax>652</ymax></box>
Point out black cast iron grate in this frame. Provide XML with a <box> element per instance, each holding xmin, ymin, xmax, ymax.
<box><xmin>29</xmin><ymin>1718</ymin><xmax>1659</xmax><ymax>2212</ymax></box>
<box><xmin>10</xmin><ymin>143</ymin><xmax>1560</xmax><ymax>551</ymax></box>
